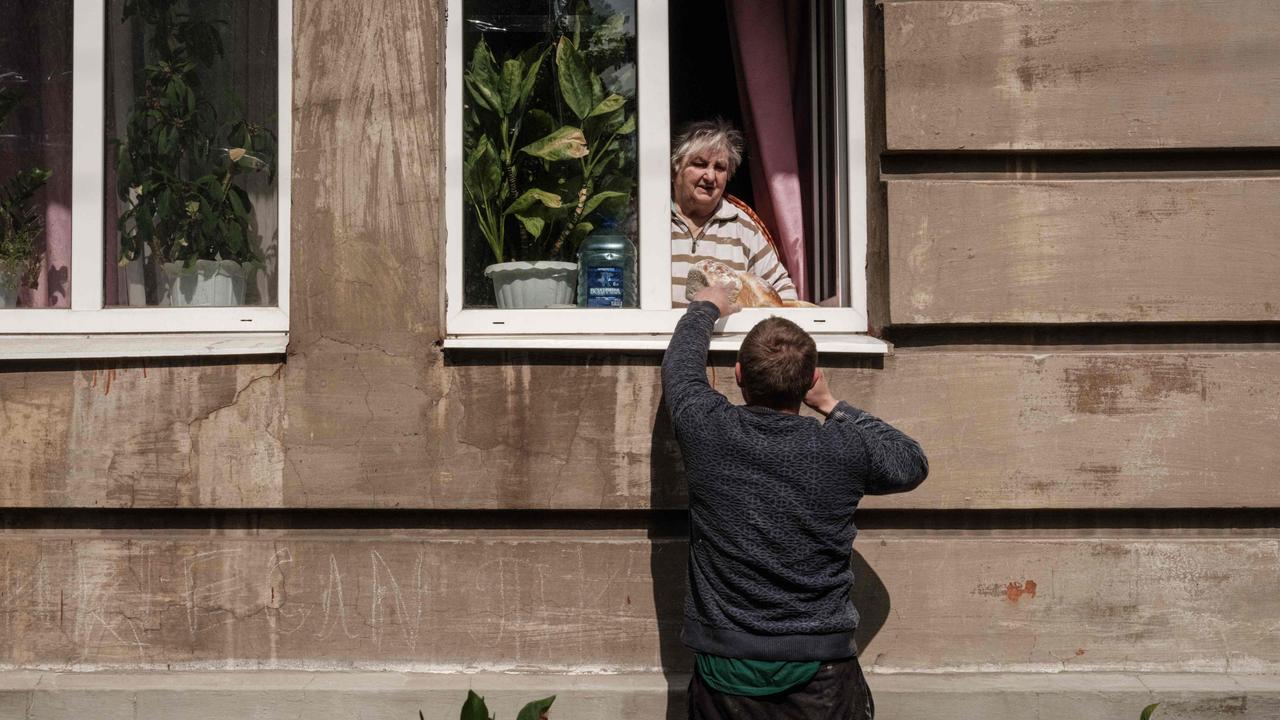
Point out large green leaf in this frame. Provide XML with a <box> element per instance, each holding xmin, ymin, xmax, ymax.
<box><xmin>580</xmin><ymin>190</ymin><xmax>627</xmax><ymax>218</ymax></box>
<box><xmin>520</xmin><ymin>126</ymin><xmax>589</xmax><ymax>161</ymax></box>
<box><xmin>1140</xmin><ymin>703</ymin><xmax>1159</xmax><ymax>720</ymax></box>
<box><xmin>567</xmin><ymin>220</ymin><xmax>594</xmax><ymax>248</ymax></box>
<box><xmin>504</xmin><ymin>188</ymin><xmax>563</xmax><ymax>215</ymax></box>
<box><xmin>500</xmin><ymin>59</ymin><xmax>523</xmax><ymax>116</ymax></box>
<box><xmin>507</xmin><ymin>189</ymin><xmax>563</xmax><ymax>242</ymax></box>
<box><xmin>517</xmin><ymin>46</ymin><xmax>549</xmax><ymax>110</ymax></box>
<box><xmin>460</xmin><ymin>690</ymin><xmax>492</xmax><ymax>720</ymax></box>
<box><xmin>555</xmin><ymin>37</ymin><xmax>593</xmax><ymax>119</ymax></box>
<box><xmin>586</xmin><ymin>93</ymin><xmax>626</xmax><ymax>118</ymax></box>
<box><xmin>465</xmin><ymin>78</ymin><xmax>494</xmax><ymax>113</ymax></box>
<box><xmin>466</xmin><ymin>40</ymin><xmax>504</xmax><ymax>114</ymax></box>
<box><xmin>590</xmin><ymin>73</ymin><xmax>605</xmax><ymax>108</ymax></box>
<box><xmin>513</xmin><ymin>213</ymin><xmax>546</xmax><ymax>239</ymax></box>
<box><xmin>515</xmin><ymin>695</ymin><xmax>555</xmax><ymax>720</ymax></box>
<box><xmin>520</xmin><ymin>109</ymin><xmax>556</xmax><ymax>146</ymax></box>
<box><xmin>464</xmin><ymin>136</ymin><xmax>502</xmax><ymax>199</ymax></box>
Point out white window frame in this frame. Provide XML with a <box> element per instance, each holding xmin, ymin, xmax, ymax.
<box><xmin>0</xmin><ymin>0</ymin><xmax>292</xmax><ymax>359</ymax></box>
<box><xmin>443</xmin><ymin>0</ymin><xmax>883</xmax><ymax>353</ymax></box>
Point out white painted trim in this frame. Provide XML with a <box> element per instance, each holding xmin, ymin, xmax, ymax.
<box><xmin>443</xmin><ymin>0</ymin><xmax>871</xmax><ymax>337</ymax></box>
<box><xmin>845</xmin><ymin>0</ymin><xmax>869</xmax><ymax>321</ymax></box>
<box><xmin>0</xmin><ymin>333</ymin><xmax>287</xmax><ymax>360</ymax></box>
<box><xmin>444</xmin><ymin>332</ymin><xmax>889</xmax><ymax>354</ymax></box>
<box><xmin>447</xmin><ymin>305</ymin><xmax>864</xmax><ymax>335</ymax></box>
<box><xmin>636</xmin><ymin>0</ymin><xmax>671</xmax><ymax>311</ymax></box>
<box><xmin>276</xmin><ymin>0</ymin><xmax>293</xmax><ymax>324</ymax></box>
<box><xmin>0</xmin><ymin>306</ymin><xmax>288</xmax><ymax>333</ymax></box>
<box><xmin>443</xmin><ymin>0</ymin><xmax>464</xmax><ymax>328</ymax></box>
<box><xmin>71</xmin><ymin>0</ymin><xmax>106</xmax><ymax>313</ymax></box>
<box><xmin>0</xmin><ymin>0</ymin><xmax>292</xmax><ymax>358</ymax></box>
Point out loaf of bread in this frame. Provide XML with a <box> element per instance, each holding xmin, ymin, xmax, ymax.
<box><xmin>685</xmin><ymin>259</ymin><xmax>816</xmax><ymax>308</ymax></box>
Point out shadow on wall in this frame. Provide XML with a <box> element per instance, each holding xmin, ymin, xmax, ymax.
<box><xmin>648</xmin><ymin>394</ymin><xmax>892</xmax><ymax>720</ymax></box>
<box><xmin>851</xmin><ymin>550</ymin><xmax>890</xmax><ymax>662</ymax></box>
<box><xmin>650</xmin><ymin>394</ymin><xmax>689</xmax><ymax>720</ymax></box>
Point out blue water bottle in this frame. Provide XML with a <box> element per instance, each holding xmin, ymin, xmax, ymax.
<box><xmin>576</xmin><ymin>220</ymin><xmax>638</xmax><ymax>308</ymax></box>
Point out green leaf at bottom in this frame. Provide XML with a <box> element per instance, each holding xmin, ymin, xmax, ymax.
<box><xmin>516</xmin><ymin>695</ymin><xmax>555</xmax><ymax>720</ymax></box>
<box><xmin>460</xmin><ymin>690</ymin><xmax>492</xmax><ymax>720</ymax></box>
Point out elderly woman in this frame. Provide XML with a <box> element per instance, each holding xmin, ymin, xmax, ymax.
<box><xmin>670</xmin><ymin>119</ymin><xmax>798</xmax><ymax>307</ymax></box>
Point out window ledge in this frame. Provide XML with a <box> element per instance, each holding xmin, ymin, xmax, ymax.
<box><xmin>0</xmin><ymin>332</ymin><xmax>288</xmax><ymax>360</ymax></box>
<box><xmin>444</xmin><ymin>333</ymin><xmax>890</xmax><ymax>354</ymax></box>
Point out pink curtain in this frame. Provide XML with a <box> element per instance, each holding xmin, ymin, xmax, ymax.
<box><xmin>726</xmin><ymin>0</ymin><xmax>810</xmax><ymax>301</ymax></box>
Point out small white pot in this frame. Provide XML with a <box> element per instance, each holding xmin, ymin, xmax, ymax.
<box><xmin>484</xmin><ymin>261</ymin><xmax>577</xmax><ymax>309</ymax></box>
<box><xmin>0</xmin><ymin>269</ymin><xmax>17</xmax><ymax>308</ymax></box>
<box><xmin>162</xmin><ymin>259</ymin><xmax>253</xmax><ymax>307</ymax></box>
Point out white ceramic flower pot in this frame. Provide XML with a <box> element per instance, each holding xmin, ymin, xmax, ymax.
<box><xmin>484</xmin><ymin>261</ymin><xmax>577</xmax><ymax>309</ymax></box>
<box><xmin>0</xmin><ymin>270</ymin><xmax>17</xmax><ymax>308</ymax></box>
<box><xmin>162</xmin><ymin>259</ymin><xmax>252</xmax><ymax>307</ymax></box>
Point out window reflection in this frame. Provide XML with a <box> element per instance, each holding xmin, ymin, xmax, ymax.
<box><xmin>105</xmin><ymin>0</ymin><xmax>279</xmax><ymax>307</ymax></box>
<box><xmin>0</xmin><ymin>0</ymin><xmax>72</xmax><ymax>309</ymax></box>
<box><xmin>461</xmin><ymin>0</ymin><xmax>639</xmax><ymax>309</ymax></box>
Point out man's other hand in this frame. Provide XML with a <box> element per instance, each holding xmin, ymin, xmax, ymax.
<box><xmin>690</xmin><ymin>286</ymin><xmax>741</xmax><ymax>317</ymax></box>
<box><xmin>804</xmin><ymin>368</ymin><xmax>839</xmax><ymax>417</ymax></box>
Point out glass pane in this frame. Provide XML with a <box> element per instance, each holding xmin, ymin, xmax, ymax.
<box><xmin>0</xmin><ymin>0</ymin><xmax>73</xmax><ymax>309</ymax></box>
<box><xmin>462</xmin><ymin>0</ymin><xmax>639</xmax><ymax>309</ymax></box>
<box><xmin>105</xmin><ymin>0</ymin><xmax>279</xmax><ymax>307</ymax></box>
<box><xmin>669</xmin><ymin>0</ymin><xmax>849</xmax><ymax>308</ymax></box>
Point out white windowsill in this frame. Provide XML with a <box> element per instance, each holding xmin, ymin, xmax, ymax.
<box><xmin>0</xmin><ymin>332</ymin><xmax>288</xmax><ymax>360</ymax></box>
<box><xmin>444</xmin><ymin>333</ymin><xmax>890</xmax><ymax>354</ymax></box>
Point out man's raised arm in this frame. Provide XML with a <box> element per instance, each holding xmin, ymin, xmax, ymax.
<box><xmin>660</xmin><ymin>287</ymin><xmax>739</xmax><ymax>422</ymax></box>
<box><xmin>805</xmin><ymin>368</ymin><xmax>929</xmax><ymax>495</ymax></box>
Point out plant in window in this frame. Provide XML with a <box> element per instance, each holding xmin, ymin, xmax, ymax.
<box><xmin>462</xmin><ymin>18</ymin><xmax>635</xmax><ymax>308</ymax></box>
<box><xmin>0</xmin><ymin>87</ymin><xmax>51</xmax><ymax>308</ymax></box>
<box><xmin>429</xmin><ymin>690</ymin><xmax>554</xmax><ymax>720</ymax></box>
<box><xmin>115</xmin><ymin>0</ymin><xmax>276</xmax><ymax>306</ymax></box>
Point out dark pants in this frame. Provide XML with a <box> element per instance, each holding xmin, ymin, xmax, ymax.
<box><xmin>687</xmin><ymin>656</ymin><xmax>875</xmax><ymax>720</ymax></box>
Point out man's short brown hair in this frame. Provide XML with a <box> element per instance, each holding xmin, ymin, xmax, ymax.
<box><xmin>738</xmin><ymin>317</ymin><xmax>817</xmax><ymax>408</ymax></box>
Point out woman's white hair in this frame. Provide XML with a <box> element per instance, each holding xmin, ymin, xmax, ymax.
<box><xmin>671</xmin><ymin>118</ymin><xmax>745</xmax><ymax>178</ymax></box>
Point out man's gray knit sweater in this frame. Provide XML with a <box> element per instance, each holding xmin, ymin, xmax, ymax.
<box><xmin>661</xmin><ymin>302</ymin><xmax>929</xmax><ymax>662</ymax></box>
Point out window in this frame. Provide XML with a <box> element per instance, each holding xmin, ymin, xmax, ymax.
<box><xmin>0</xmin><ymin>0</ymin><xmax>291</xmax><ymax>358</ymax></box>
<box><xmin>445</xmin><ymin>0</ymin><xmax>881</xmax><ymax>352</ymax></box>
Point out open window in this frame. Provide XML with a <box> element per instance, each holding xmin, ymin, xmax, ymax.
<box><xmin>0</xmin><ymin>0</ymin><xmax>291</xmax><ymax>359</ymax></box>
<box><xmin>445</xmin><ymin>0</ymin><xmax>882</xmax><ymax>353</ymax></box>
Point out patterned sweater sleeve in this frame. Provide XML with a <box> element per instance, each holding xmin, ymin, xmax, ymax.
<box><xmin>660</xmin><ymin>301</ymin><xmax>726</xmax><ymax>425</ymax></box>
<box><xmin>828</xmin><ymin>401</ymin><xmax>929</xmax><ymax>495</ymax></box>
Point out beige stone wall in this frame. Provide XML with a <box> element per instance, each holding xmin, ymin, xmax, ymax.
<box><xmin>0</xmin><ymin>1</ymin><xmax>1278</xmax><ymax>717</ymax></box>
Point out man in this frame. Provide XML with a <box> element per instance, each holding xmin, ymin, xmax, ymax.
<box><xmin>661</xmin><ymin>286</ymin><xmax>929</xmax><ymax>719</ymax></box>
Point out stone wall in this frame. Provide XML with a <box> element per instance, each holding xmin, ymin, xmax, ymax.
<box><xmin>0</xmin><ymin>1</ymin><xmax>1277</xmax><ymax>717</ymax></box>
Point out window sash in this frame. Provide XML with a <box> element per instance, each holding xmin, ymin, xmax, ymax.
<box><xmin>0</xmin><ymin>0</ymin><xmax>293</xmax><ymax>337</ymax></box>
<box><xmin>445</xmin><ymin>0</ymin><xmax>868</xmax><ymax>337</ymax></box>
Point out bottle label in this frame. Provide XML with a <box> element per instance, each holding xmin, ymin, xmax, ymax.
<box><xmin>586</xmin><ymin>267</ymin><xmax>624</xmax><ymax>308</ymax></box>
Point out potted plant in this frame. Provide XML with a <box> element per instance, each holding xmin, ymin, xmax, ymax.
<box><xmin>0</xmin><ymin>87</ymin><xmax>50</xmax><ymax>308</ymax></box>
<box><xmin>115</xmin><ymin>0</ymin><xmax>276</xmax><ymax>307</ymax></box>
<box><xmin>462</xmin><ymin>15</ymin><xmax>635</xmax><ymax>309</ymax></box>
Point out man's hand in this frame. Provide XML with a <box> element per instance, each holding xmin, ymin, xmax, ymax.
<box><xmin>690</xmin><ymin>285</ymin><xmax>741</xmax><ymax>317</ymax></box>
<box><xmin>804</xmin><ymin>368</ymin><xmax>839</xmax><ymax>417</ymax></box>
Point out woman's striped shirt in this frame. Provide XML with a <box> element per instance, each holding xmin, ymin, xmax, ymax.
<box><xmin>670</xmin><ymin>200</ymin><xmax>798</xmax><ymax>307</ymax></box>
